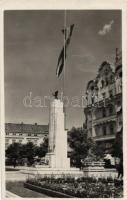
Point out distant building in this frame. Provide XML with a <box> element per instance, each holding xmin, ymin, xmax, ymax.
<box><xmin>84</xmin><ymin>49</ymin><xmax>122</xmax><ymax>153</ymax></box>
<box><xmin>5</xmin><ymin>122</ymin><xmax>49</xmax><ymax>149</ymax></box>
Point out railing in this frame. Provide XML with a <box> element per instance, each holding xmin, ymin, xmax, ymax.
<box><xmin>83</xmin><ymin>161</ymin><xmax>105</xmax><ymax>167</ymax></box>
<box><xmin>93</xmin><ymin>114</ymin><xmax>116</xmax><ymax>125</ymax></box>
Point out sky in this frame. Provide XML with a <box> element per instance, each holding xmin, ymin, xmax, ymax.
<box><xmin>4</xmin><ymin>10</ymin><xmax>121</xmax><ymax>129</ymax></box>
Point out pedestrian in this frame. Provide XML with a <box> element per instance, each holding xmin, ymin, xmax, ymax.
<box><xmin>117</xmin><ymin>158</ymin><xmax>123</xmax><ymax>179</ymax></box>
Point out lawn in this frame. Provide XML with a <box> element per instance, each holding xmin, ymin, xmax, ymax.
<box><xmin>6</xmin><ymin>181</ymin><xmax>49</xmax><ymax>198</ymax></box>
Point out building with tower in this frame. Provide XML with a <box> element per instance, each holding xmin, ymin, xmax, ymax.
<box><xmin>84</xmin><ymin>49</ymin><xmax>122</xmax><ymax>153</ymax></box>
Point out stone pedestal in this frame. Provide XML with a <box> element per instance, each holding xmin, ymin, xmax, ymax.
<box><xmin>47</xmin><ymin>99</ymin><xmax>70</xmax><ymax>169</ymax></box>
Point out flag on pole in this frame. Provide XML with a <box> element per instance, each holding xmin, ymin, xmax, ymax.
<box><xmin>56</xmin><ymin>24</ymin><xmax>74</xmax><ymax>77</ymax></box>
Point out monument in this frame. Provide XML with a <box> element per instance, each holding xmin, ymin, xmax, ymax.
<box><xmin>22</xmin><ymin>94</ymin><xmax>83</xmax><ymax>177</ymax></box>
<box><xmin>46</xmin><ymin>96</ymin><xmax>70</xmax><ymax>169</ymax></box>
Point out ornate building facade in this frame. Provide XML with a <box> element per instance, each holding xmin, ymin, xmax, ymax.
<box><xmin>5</xmin><ymin>122</ymin><xmax>49</xmax><ymax>149</ymax></box>
<box><xmin>84</xmin><ymin>49</ymin><xmax>122</xmax><ymax>153</ymax></box>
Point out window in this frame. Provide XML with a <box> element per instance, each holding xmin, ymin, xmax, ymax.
<box><xmin>13</xmin><ymin>133</ymin><xmax>16</xmax><ymax>135</ymax></box>
<box><xmin>101</xmin><ymin>80</ymin><xmax>104</xmax><ymax>88</ymax></box>
<box><xmin>109</xmin><ymin>106</ymin><xmax>113</xmax><ymax>115</ymax></box>
<box><xmin>109</xmin><ymin>124</ymin><xmax>114</xmax><ymax>134</ymax></box>
<box><xmin>102</xmin><ymin>108</ymin><xmax>106</xmax><ymax>117</ymax></box>
<box><xmin>103</xmin><ymin>126</ymin><xmax>106</xmax><ymax>136</ymax></box>
<box><xmin>110</xmin><ymin>75</ymin><xmax>113</xmax><ymax>83</ymax></box>
<box><xmin>34</xmin><ymin>133</ymin><xmax>37</xmax><ymax>136</ymax></box>
<box><xmin>109</xmin><ymin>90</ymin><xmax>113</xmax><ymax>98</ymax></box>
<box><xmin>117</xmin><ymin>101</ymin><xmax>121</xmax><ymax>106</ymax></box>
<box><xmin>19</xmin><ymin>140</ymin><xmax>22</xmax><ymax>143</ymax></box>
<box><xmin>105</xmin><ymin>78</ymin><xmax>108</xmax><ymax>86</ymax></box>
<box><xmin>106</xmin><ymin>143</ymin><xmax>112</xmax><ymax>148</ymax></box>
<box><xmin>105</xmin><ymin>69</ymin><xmax>108</xmax><ymax>75</ymax></box>
<box><xmin>102</xmin><ymin>92</ymin><xmax>105</xmax><ymax>99</ymax></box>
<box><xmin>91</xmin><ymin>86</ymin><xmax>94</xmax><ymax>91</ymax></box>
<box><xmin>19</xmin><ymin>133</ymin><xmax>22</xmax><ymax>136</ymax></box>
<box><xmin>34</xmin><ymin>139</ymin><xmax>38</xmax><ymax>145</ymax></box>
<box><xmin>28</xmin><ymin>133</ymin><xmax>31</xmax><ymax>136</ymax></box>
<box><xmin>12</xmin><ymin>139</ymin><xmax>16</xmax><ymax>143</ymax></box>
<box><xmin>6</xmin><ymin>133</ymin><xmax>9</xmax><ymax>135</ymax></box>
<box><xmin>119</xmin><ymin>71</ymin><xmax>122</xmax><ymax>78</ymax></box>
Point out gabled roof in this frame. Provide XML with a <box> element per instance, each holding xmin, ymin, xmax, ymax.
<box><xmin>5</xmin><ymin>123</ymin><xmax>49</xmax><ymax>134</ymax></box>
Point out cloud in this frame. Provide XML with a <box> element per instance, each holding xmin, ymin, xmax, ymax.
<box><xmin>98</xmin><ymin>20</ymin><xmax>114</xmax><ymax>36</ymax></box>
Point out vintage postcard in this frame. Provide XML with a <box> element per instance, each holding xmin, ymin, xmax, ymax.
<box><xmin>0</xmin><ymin>0</ymin><xmax>127</xmax><ymax>199</ymax></box>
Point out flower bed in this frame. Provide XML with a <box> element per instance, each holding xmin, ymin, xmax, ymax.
<box><xmin>26</xmin><ymin>176</ymin><xmax>123</xmax><ymax>198</ymax></box>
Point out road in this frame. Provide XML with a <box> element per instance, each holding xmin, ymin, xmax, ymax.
<box><xmin>6</xmin><ymin>171</ymin><xmax>49</xmax><ymax>198</ymax></box>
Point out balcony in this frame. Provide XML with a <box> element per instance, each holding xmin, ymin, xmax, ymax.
<box><xmin>93</xmin><ymin>114</ymin><xmax>117</xmax><ymax>126</ymax></box>
<box><xmin>94</xmin><ymin>134</ymin><xmax>115</xmax><ymax>142</ymax></box>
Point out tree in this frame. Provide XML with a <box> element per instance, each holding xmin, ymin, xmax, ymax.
<box><xmin>68</xmin><ymin>127</ymin><xmax>106</xmax><ymax>168</ymax></box>
<box><xmin>35</xmin><ymin>137</ymin><xmax>48</xmax><ymax>158</ymax></box>
<box><xmin>23</xmin><ymin>142</ymin><xmax>36</xmax><ymax>166</ymax></box>
<box><xmin>6</xmin><ymin>143</ymin><xmax>22</xmax><ymax>166</ymax></box>
<box><xmin>5</xmin><ymin>138</ymin><xmax>49</xmax><ymax>166</ymax></box>
<box><xmin>6</xmin><ymin>142</ymin><xmax>36</xmax><ymax>166</ymax></box>
<box><xmin>68</xmin><ymin>127</ymin><xmax>93</xmax><ymax>167</ymax></box>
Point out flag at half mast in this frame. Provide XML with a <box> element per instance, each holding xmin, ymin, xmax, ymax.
<box><xmin>56</xmin><ymin>24</ymin><xmax>74</xmax><ymax>77</ymax></box>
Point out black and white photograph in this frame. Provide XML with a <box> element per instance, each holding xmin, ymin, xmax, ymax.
<box><xmin>1</xmin><ymin>3</ymin><xmax>126</xmax><ymax>198</ymax></box>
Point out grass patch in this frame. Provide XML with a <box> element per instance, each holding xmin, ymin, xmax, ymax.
<box><xmin>6</xmin><ymin>181</ymin><xmax>49</xmax><ymax>198</ymax></box>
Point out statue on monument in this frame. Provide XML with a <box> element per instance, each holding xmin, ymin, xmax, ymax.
<box><xmin>52</xmin><ymin>90</ymin><xmax>58</xmax><ymax>99</ymax></box>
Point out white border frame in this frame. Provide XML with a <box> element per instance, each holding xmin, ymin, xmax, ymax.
<box><xmin>0</xmin><ymin>0</ymin><xmax>127</xmax><ymax>200</ymax></box>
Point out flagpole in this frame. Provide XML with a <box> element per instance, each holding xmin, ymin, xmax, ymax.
<box><xmin>63</xmin><ymin>9</ymin><xmax>66</xmax><ymax>130</ymax></box>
